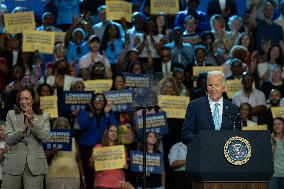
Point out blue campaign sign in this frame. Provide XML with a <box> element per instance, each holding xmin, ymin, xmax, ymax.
<box><xmin>105</xmin><ymin>89</ymin><xmax>134</xmax><ymax>112</ymax></box>
<box><xmin>123</xmin><ymin>73</ymin><xmax>152</xmax><ymax>91</ymax></box>
<box><xmin>43</xmin><ymin>129</ymin><xmax>73</xmax><ymax>151</ymax></box>
<box><xmin>130</xmin><ymin>150</ymin><xmax>164</xmax><ymax>174</ymax></box>
<box><xmin>62</xmin><ymin>91</ymin><xmax>93</xmax><ymax>113</ymax></box>
<box><xmin>134</xmin><ymin>111</ymin><xmax>168</xmax><ymax>137</ymax></box>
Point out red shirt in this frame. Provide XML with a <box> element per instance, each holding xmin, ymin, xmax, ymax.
<box><xmin>93</xmin><ymin>144</ymin><xmax>126</xmax><ymax>188</ymax></box>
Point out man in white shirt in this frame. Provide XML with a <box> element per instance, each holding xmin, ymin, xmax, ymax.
<box><xmin>92</xmin><ymin>5</ymin><xmax>124</xmax><ymax>40</ymax></box>
<box><xmin>232</xmin><ymin>72</ymin><xmax>266</xmax><ymax>121</ymax></box>
<box><xmin>79</xmin><ymin>35</ymin><xmax>112</xmax><ymax>80</ymax></box>
<box><xmin>160</xmin><ymin>47</ymin><xmax>172</xmax><ymax>77</ymax></box>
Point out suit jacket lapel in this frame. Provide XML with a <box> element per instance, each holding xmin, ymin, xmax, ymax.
<box><xmin>16</xmin><ymin>112</ymin><xmax>25</xmax><ymax>131</ymax></box>
<box><xmin>14</xmin><ymin>112</ymin><xmax>31</xmax><ymax>136</ymax></box>
<box><xmin>204</xmin><ymin>97</ymin><xmax>215</xmax><ymax>130</ymax></box>
<box><xmin>221</xmin><ymin>100</ymin><xmax>229</xmax><ymax>129</ymax></box>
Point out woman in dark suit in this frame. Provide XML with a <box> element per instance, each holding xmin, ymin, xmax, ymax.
<box><xmin>2</xmin><ymin>86</ymin><xmax>50</xmax><ymax>189</ymax></box>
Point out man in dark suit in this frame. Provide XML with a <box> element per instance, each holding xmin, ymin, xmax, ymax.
<box><xmin>182</xmin><ymin>71</ymin><xmax>241</xmax><ymax>144</ymax></box>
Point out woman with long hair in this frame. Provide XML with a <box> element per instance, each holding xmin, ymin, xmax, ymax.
<box><xmin>46</xmin><ymin>58</ymin><xmax>75</xmax><ymax>94</ymax></box>
<box><xmin>155</xmin><ymin>13</ymin><xmax>168</xmax><ymax>36</ymax></box>
<box><xmin>138</xmin><ymin>17</ymin><xmax>166</xmax><ymax>72</ymax></box>
<box><xmin>2</xmin><ymin>86</ymin><xmax>50</xmax><ymax>189</ymax></box>
<box><xmin>159</xmin><ymin>76</ymin><xmax>179</xmax><ymax>96</ymax></box>
<box><xmin>136</xmin><ymin>131</ymin><xmax>165</xmax><ymax>189</ymax></box>
<box><xmin>258</xmin><ymin>45</ymin><xmax>283</xmax><ymax>84</ymax></box>
<box><xmin>100</xmin><ymin>23</ymin><xmax>125</xmax><ymax>71</ymax></box>
<box><xmin>237</xmin><ymin>32</ymin><xmax>257</xmax><ymax>74</ymax></box>
<box><xmin>269</xmin><ymin>117</ymin><xmax>284</xmax><ymax>189</ymax></box>
<box><xmin>46</xmin><ymin>117</ymin><xmax>86</xmax><ymax>189</ymax></box>
<box><xmin>90</xmin><ymin>125</ymin><xmax>126</xmax><ymax>189</ymax></box>
<box><xmin>77</xmin><ymin>93</ymin><xmax>118</xmax><ymax>189</ymax></box>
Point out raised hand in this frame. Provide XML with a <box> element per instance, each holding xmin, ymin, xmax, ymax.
<box><xmin>24</xmin><ymin>106</ymin><xmax>34</xmax><ymax>121</ymax></box>
<box><xmin>104</xmin><ymin>103</ymin><xmax>112</xmax><ymax>114</ymax></box>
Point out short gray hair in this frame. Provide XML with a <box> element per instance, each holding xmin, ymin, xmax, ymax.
<box><xmin>53</xmin><ymin>117</ymin><xmax>70</xmax><ymax>129</ymax></box>
<box><xmin>207</xmin><ymin>71</ymin><xmax>226</xmax><ymax>85</ymax></box>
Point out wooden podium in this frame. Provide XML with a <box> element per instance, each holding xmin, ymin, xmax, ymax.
<box><xmin>186</xmin><ymin>131</ymin><xmax>274</xmax><ymax>189</ymax></box>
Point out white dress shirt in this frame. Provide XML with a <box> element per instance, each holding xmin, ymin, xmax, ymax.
<box><xmin>162</xmin><ymin>60</ymin><xmax>172</xmax><ymax>77</ymax></box>
<box><xmin>219</xmin><ymin>0</ymin><xmax>226</xmax><ymax>10</ymax></box>
<box><xmin>168</xmin><ymin>142</ymin><xmax>187</xmax><ymax>171</ymax></box>
<box><xmin>208</xmin><ymin>96</ymin><xmax>223</xmax><ymax>127</ymax></box>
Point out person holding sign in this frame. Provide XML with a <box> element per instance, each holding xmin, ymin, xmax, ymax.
<box><xmin>136</xmin><ymin>131</ymin><xmax>165</xmax><ymax>189</ymax></box>
<box><xmin>90</xmin><ymin>125</ymin><xmax>126</xmax><ymax>189</ymax></box>
<box><xmin>46</xmin><ymin>117</ymin><xmax>86</xmax><ymax>189</ymax></box>
<box><xmin>158</xmin><ymin>76</ymin><xmax>185</xmax><ymax>187</ymax></box>
<box><xmin>159</xmin><ymin>77</ymin><xmax>179</xmax><ymax>96</ymax></box>
<box><xmin>77</xmin><ymin>93</ymin><xmax>118</xmax><ymax>189</ymax></box>
<box><xmin>182</xmin><ymin>71</ymin><xmax>241</xmax><ymax>144</ymax></box>
<box><xmin>111</xmin><ymin>73</ymin><xmax>134</xmax><ymax>145</ymax></box>
<box><xmin>2</xmin><ymin>87</ymin><xmax>50</xmax><ymax>189</ymax></box>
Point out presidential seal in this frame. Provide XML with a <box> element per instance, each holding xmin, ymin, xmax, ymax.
<box><xmin>224</xmin><ymin>136</ymin><xmax>251</xmax><ymax>165</ymax></box>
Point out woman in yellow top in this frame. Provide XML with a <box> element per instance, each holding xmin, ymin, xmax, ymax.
<box><xmin>46</xmin><ymin>117</ymin><xmax>86</xmax><ymax>189</ymax></box>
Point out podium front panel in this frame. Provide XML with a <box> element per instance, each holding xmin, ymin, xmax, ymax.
<box><xmin>186</xmin><ymin>130</ymin><xmax>274</xmax><ymax>181</ymax></box>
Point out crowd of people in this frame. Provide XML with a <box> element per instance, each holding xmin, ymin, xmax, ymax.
<box><xmin>0</xmin><ymin>0</ymin><xmax>284</xmax><ymax>189</ymax></box>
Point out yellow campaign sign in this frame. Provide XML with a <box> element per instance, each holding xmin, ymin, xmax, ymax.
<box><xmin>54</xmin><ymin>32</ymin><xmax>66</xmax><ymax>43</ymax></box>
<box><xmin>226</xmin><ymin>80</ymin><xmax>242</xmax><ymax>99</ymax></box>
<box><xmin>93</xmin><ymin>145</ymin><xmax>126</xmax><ymax>171</ymax></box>
<box><xmin>242</xmin><ymin>124</ymin><xmax>268</xmax><ymax>130</ymax></box>
<box><xmin>271</xmin><ymin>107</ymin><xmax>284</xmax><ymax>119</ymax></box>
<box><xmin>84</xmin><ymin>79</ymin><xmax>113</xmax><ymax>93</ymax></box>
<box><xmin>150</xmin><ymin>0</ymin><xmax>179</xmax><ymax>14</ymax></box>
<box><xmin>22</xmin><ymin>30</ymin><xmax>55</xmax><ymax>54</ymax></box>
<box><xmin>106</xmin><ymin>1</ymin><xmax>132</xmax><ymax>22</ymax></box>
<box><xmin>158</xmin><ymin>95</ymin><xmax>190</xmax><ymax>119</ymax></box>
<box><xmin>40</xmin><ymin>96</ymin><xmax>58</xmax><ymax>118</ymax></box>
<box><xmin>4</xmin><ymin>11</ymin><xmax>36</xmax><ymax>34</ymax></box>
<box><xmin>192</xmin><ymin>66</ymin><xmax>223</xmax><ymax>77</ymax></box>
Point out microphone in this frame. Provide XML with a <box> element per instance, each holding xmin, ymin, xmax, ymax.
<box><xmin>223</xmin><ymin>106</ymin><xmax>240</xmax><ymax>130</ymax></box>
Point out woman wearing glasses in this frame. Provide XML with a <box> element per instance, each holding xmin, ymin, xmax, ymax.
<box><xmin>77</xmin><ymin>93</ymin><xmax>118</xmax><ymax>189</ymax></box>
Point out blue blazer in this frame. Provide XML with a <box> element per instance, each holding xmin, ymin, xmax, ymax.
<box><xmin>77</xmin><ymin>110</ymin><xmax>118</xmax><ymax>146</ymax></box>
<box><xmin>182</xmin><ymin>96</ymin><xmax>241</xmax><ymax>144</ymax></box>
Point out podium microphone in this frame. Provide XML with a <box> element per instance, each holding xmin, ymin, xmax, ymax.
<box><xmin>223</xmin><ymin>107</ymin><xmax>240</xmax><ymax>130</ymax></box>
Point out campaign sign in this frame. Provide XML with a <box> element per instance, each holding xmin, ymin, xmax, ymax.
<box><xmin>124</xmin><ymin>73</ymin><xmax>152</xmax><ymax>91</ymax></box>
<box><xmin>105</xmin><ymin>90</ymin><xmax>134</xmax><ymax>112</ymax></box>
<box><xmin>106</xmin><ymin>1</ymin><xmax>132</xmax><ymax>22</ymax></box>
<box><xmin>62</xmin><ymin>91</ymin><xmax>93</xmax><ymax>113</ymax></box>
<box><xmin>130</xmin><ymin>150</ymin><xmax>164</xmax><ymax>174</ymax></box>
<box><xmin>43</xmin><ymin>129</ymin><xmax>72</xmax><ymax>151</ymax></box>
<box><xmin>134</xmin><ymin>112</ymin><xmax>168</xmax><ymax>136</ymax></box>
<box><xmin>93</xmin><ymin>145</ymin><xmax>126</xmax><ymax>171</ymax></box>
